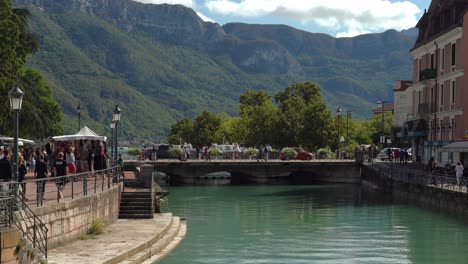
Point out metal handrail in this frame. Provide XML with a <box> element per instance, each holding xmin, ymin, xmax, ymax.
<box><xmin>17</xmin><ymin>165</ymin><xmax>121</xmax><ymax>206</ymax></box>
<box><xmin>366</xmin><ymin>163</ymin><xmax>468</xmax><ymax>193</ymax></box>
<box><xmin>0</xmin><ymin>165</ymin><xmax>123</xmax><ymax>259</ymax></box>
<box><xmin>12</xmin><ymin>192</ymin><xmax>48</xmax><ymax>258</ymax></box>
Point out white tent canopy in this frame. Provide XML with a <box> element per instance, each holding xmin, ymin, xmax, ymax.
<box><xmin>52</xmin><ymin>126</ymin><xmax>107</xmax><ymax>142</ymax></box>
<box><xmin>441</xmin><ymin>141</ymin><xmax>468</xmax><ymax>152</ymax></box>
<box><xmin>0</xmin><ymin>137</ymin><xmax>35</xmax><ymax>146</ymax></box>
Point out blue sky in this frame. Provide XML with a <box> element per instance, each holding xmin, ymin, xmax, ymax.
<box><xmin>134</xmin><ymin>0</ymin><xmax>432</xmax><ymax>37</ymax></box>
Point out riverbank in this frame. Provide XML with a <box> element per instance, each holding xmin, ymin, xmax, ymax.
<box><xmin>47</xmin><ymin>213</ymin><xmax>186</xmax><ymax>264</ymax></box>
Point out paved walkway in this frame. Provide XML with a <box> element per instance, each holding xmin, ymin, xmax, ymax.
<box><xmin>47</xmin><ymin>213</ymin><xmax>173</xmax><ymax>264</ymax></box>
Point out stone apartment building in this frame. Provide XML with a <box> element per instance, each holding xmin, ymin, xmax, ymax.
<box><xmin>396</xmin><ymin>0</ymin><xmax>468</xmax><ymax>164</ymax></box>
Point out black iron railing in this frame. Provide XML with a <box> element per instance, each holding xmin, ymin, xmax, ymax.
<box><xmin>419</xmin><ymin>68</ymin><xmax>437</xmax><ymax>81</ymax></box>
<box><xmin>0</xmin><ymin>165</ymin><xmax>122</xmax><ymax>258</ymax></box>
<box><xmin>13</xmin><ymin>192</ymin><xmax>48</xmax><ymax>258</ymax></box>
<box><xmin>367</xmin><ymin>163</ymin><xmax>468</xmax><ymax>193</ymax></box>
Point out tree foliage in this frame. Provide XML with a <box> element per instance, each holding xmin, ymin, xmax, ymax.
<box><xmin>0</xmin><ymin>0</ymin><xmax>62</xmax><ymax>138</ymax></box>
<box><xmin>275</xmin><ymin>82</ymin><xmax>334</xmax><ymax>149</ymax></box>
<box><xmin>167</xmin><ymin>81</ymin><xmax>383</xmax><ymax>151</ymax></box>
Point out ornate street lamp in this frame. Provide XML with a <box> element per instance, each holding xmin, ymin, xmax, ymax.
<box><xmin>77</xmin><ymin>103</ymin><xmax>82</xmax><ymax>130</ymax></box>
<box><xmin>112</xmin><ymin>105</ymin><xmax>122</xmax><ymax>162</ymax></box>
<box><xmin>9</xmin><ymin>84</ymin><xmax>24</xmax><ymax>186</ymax></box>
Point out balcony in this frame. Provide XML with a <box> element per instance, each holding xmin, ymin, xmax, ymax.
<box><xmin>419</xmin><ymin>68</ymin><xmax>437</xmax><ymax>81</ymax></box>
<box><xmin>417</xmin><ymin>103</ymin><xmax>435</xmax><ymax>116</ymax></box>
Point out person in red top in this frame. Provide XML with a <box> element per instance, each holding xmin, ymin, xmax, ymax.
<box><xmin>394</xmin><ymin>148</ymin><xmax>400</xmax><ymax>162</ymax></box>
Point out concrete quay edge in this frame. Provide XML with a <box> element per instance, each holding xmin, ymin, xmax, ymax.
<box><xmin>47</xmin><ymin>213</ymin><xmax>186</xmax><ymax>264</ymax></box>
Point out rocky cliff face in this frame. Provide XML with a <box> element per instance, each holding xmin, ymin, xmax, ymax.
<box><xmin>14</xmin><ymin>0</ymin><xmax>301</xmax><ymax>75</ymax></box>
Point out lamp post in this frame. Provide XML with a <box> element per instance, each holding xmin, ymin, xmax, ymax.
<box><xmin>110</xmin><ymin>122</ymin><xmax>115</xmax><ymax>160</ymax></box>
<box><xmin>346</xmin><ymin>110</ymin><xmax>352</xmax><ymax>145</ymax></box>
<box><xmin>77</xmin><ymin>103</ymin><xmax>82</xmax><ymax>130</ymax></box>
<box><xmin>336</xmin><ymin>108</ymin><xmax>342</xmax><ymax>159</ymax></box>
<box><xmin>112</xmin><ymin>105</ymin><xmax>121</xmax><ymax>163</ymax></box>
<box><xmin>377</xmin><ymin>101</ymin><xmax>391</xmax><ymax>145</ymax></box>
<box><xmin>9</xmin><ymin>84</ymin><xmax>24</xmax><ymax>187</ymax></box>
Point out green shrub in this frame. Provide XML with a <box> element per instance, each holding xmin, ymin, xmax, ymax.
<box><xmin>317</xmin><ymin>147</ymin><xmax>332</xmax><ymax>159</ymax></box>
<box><xmin>168</xmin><ymin>147</ymin><xmax>183</xmax><ymax>158</ymax></box>
<box><xmin>127</xmin><ymin>148</ymin><xmax>142</xmax><ymax>156</ymax></box>
<box><xmin>88</xmin><ymin>218</ymin><xmax>106</xmax><ymax>235</ymax></box>
<box><xmin>243</xmin><ymin>148</ymin><xmax>259</xmax><ymax>157</ymax></box>
<box><xmin>281</xmin><ymin>148</ymin><xmax>297</xmax><ymax>159</ymax></box>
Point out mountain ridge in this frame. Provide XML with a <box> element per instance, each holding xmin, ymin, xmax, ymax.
<box><xmin>13</xmin><ymin>0</ymin><xmax>415</xmax><ymax>139</ymax></box>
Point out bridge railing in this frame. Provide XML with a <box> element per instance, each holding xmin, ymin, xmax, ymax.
<box><xmin>366</xmin><ymin>163</ymin><xmax>468</xmax><ymax>193</ymax></box>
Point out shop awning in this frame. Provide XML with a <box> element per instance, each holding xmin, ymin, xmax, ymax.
<box><xmin>441</xmin><ymin>141</ymin><xmax>468</xmax><ymax>152</ymax></box>
<box><xmin>396</xmin><ymin>119</ymin><xmax>428</xmax><ymax>138</ymax></box>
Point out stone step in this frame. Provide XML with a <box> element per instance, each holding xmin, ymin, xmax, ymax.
<box><xmin>120</xmin><ymin>201</ymin><xmax>152</xmax><ymax>206</ymax></box>
<box><xmin>120</xmin><ymin>205</ymin><xmax>152</xmax><ymax>210</ymax></box>
<box><xmin>119</xmin><ymin>208</ymin><xmax>153</xmax><ymax>214</ymax></box>
<box><xmin>118</xmin><ymin>217</ymin><xmax>185</xmax><ymax>264</ymax></box>
<box><xmin>118</xmin><ymin>214</ymin><xmax>154</xmax><ymax>219</ymax></box>
<box><xmin>121</xmin><ymin>192</ymin><xmax>152</xmax><ymax>198</ymax></box>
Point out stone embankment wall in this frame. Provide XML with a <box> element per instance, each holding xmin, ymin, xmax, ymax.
<box><xmin>32</xmin><ymin>183</ymin><xmax>122</xmax><ymax>249</ymax></box>
<box><xmin>361</xmin><ymin>166</ymin><xmax>468</xmax><ymax>221</ymax></box>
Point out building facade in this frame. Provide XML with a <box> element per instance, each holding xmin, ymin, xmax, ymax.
<box><xmin>399</xmin><ymin>0</ymin><xmax>467</xmax><ymax>164</ymax></box>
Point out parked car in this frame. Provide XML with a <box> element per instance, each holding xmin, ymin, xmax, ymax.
<box><xmin>377</xmin><ymin>148</ymin><xmax>410</xmax><ymax>161</ymax></box>
<box><xmin>279</xmin><ymin>147</ymin><xmax>314</xmax><ymax>160</ymax></box>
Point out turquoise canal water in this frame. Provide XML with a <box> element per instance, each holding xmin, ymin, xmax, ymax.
<box><xmin>159</xmin><ymin>185</ymin><xmax>468</xmax><ymax>264</ymax></box>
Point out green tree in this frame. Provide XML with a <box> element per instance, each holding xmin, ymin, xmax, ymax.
<box><xmin>239</xmin><ymin>90</ymin><xmax>278</xmax><ymax>146</ymax></box>
<box><xmin>192</xmin><ymin>111</ymin><xmax>222</xmax><ymax>146</ymax></box>
<box><xmin>167</xmin><ymin>118</ymin><xmax>194</xmax><ymax>144</ymax></box>
<box><xmin>275</xmin><ymin>82</ymin><xmax>333</xmax><ymax>149</ymax></box>
<box><xmin>0</xmin><ymin>0</ymin><xmax>61</xmax><ymax>138</ymax></box>
<box><xmin>370</xmin><ymin>112</ymin><xmax>394</xmax><ymax>143</ymax></box>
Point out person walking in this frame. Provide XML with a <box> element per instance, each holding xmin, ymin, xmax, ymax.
<box><xmin>54</xmin><ymin>152</ymin><xmax>68</xmax><ymax>199</ymax></box>
<box><xmin>0</xmin><ymin>149</ymin><xmax>12</xmax><ymax>191</ymax></box>
<box><xmin>66</xmin><ymin>148</ymin><xmax>76</xmax><ymax>175</ymax></box>
<box><xmin>18</xmin><ymin>154</ymin><xmax>27</xmax><ymax>197</ymax></box>
<box><xmin>455</xmin><ymin>161</ymin><xmax>464</xmax><ymax>186</ymax></box>
<box><xmin>34</xmin><ymin>155</ymin><xmax>48</xmax><ymax>200</ymax></box>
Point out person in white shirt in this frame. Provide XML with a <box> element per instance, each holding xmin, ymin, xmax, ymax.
<box><xmin>455</xmin><ymin>161</ymin><xmax>464</xmax><ymax>185</ymax></box>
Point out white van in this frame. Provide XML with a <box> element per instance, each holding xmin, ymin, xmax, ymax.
<box><xmin>212</xmin><ymin>144</ymin><xmax>238</xmax><ymax>153</ymax></box>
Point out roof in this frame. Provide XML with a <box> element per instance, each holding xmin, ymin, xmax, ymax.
<box><xmin>441</xmin><ymin>141</ymin><xmax>468</xmax><ymax>152</ymax></box>
<box><xmin>372</xmin><ymin>103</ymin><xmax>394</xmax><ymax>114</ymax></box>
<box><xmin>52</xmin><ymin>126</ymin><xmax>107</xmax><ymax>142</ymax></box>
<box><xmin>393</xmin><ymin>80</ymin><xmax>413</xmax><ymax>91</ymax></box>
<box><xmin>0</xmin><ymin>137</ymin><xmax>35</xmax><ymax>146</ymax></box>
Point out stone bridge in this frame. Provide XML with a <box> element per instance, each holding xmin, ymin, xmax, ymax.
<box><xmin>126</xmin><ymin>160</ymin><xmax>362</xmax><ymax>185</ymax></box>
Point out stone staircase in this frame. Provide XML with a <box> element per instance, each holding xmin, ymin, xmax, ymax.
<box><xmin>119</xmin><ymin>216</ymin><xmax>187</xmax><ymax>264</ymax></box>
<box><xmin>119</xmin><ymin>192</ymin><xmax>154</xmax><ymax>219</ymax></box>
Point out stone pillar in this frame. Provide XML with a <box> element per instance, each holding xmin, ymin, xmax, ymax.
<box><xmin>0</xmin><ymin>228</ymin><xmax>19</xmax><ymax>264</ymax></box>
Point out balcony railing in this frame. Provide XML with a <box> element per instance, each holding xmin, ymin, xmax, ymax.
<box><xmin>419</xmin><ymin>68</ymin><xmax>437</xmax><ymax>81</ymax></box>
<box><xmin>417</xmin><ymin>103</ymin><xmax>434</xmax><ymax>115</ymax></box>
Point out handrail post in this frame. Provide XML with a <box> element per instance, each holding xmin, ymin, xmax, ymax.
<box><xmin>71</xmin><ymin>176</ymin><xmax>74</xmax><ymax>200</ymax></box>
<box><xmin>94</xmin><ymin>173</ymin><xmax>97</xmax><ymax>194</ymax></box>
<box><xmin>84</xmin><ymin>175</ymin><xmax>88</xmax><ymax>196</ymax></box>
<box><xmin>101</xmin><ymin>173</ymin><xmax>104</xmax><ymax>192</ymax></box>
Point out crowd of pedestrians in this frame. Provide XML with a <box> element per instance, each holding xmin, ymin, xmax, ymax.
<box><xmin>0</xmin><ymin>139</ymin><xmax>114</xmax><ymax>200</ymax></box>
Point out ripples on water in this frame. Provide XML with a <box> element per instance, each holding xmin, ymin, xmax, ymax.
<box><xmin>158</xmin><ymin>185</ymin><xmax>468</xmax><ymax>264</ymax></box>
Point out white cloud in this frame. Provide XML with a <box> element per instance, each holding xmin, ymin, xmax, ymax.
<box><xmin>133</xmin><ymin>0</ymin><xmax>196</xmax><ymax>8</ymax></box>
<box><xmin>205</xmin><ymin>0</ymin><xmax>421</xmax><ymax>37</ymax></box>
<box><xmin>196</xmin><ymin>11</ymin><xmax>215</xmax><ymax>22</ymax></box>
